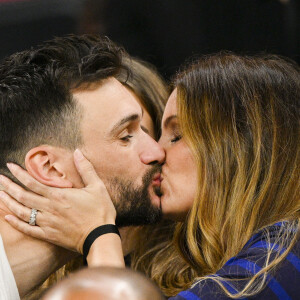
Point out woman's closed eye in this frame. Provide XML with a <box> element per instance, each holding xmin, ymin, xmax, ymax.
<box><xmin>171</xmin><ymin>135</ymin><xmax>182</xmax><ymax>143</ymax></box>
<box><xmin>120</xmin><ymin>135</ymin><xmax>133</xmax><ymax>142</ymax></box>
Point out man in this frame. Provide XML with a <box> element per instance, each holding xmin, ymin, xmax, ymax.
<box><xmin>0</xmin><ymin>35</ymin><xmax>164</xmax><ymax>298</ymax></box>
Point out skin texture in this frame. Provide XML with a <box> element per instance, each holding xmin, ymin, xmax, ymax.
<box><xmin>76</xmin><ymin>78</ymin><xmax>164</xmax><ymax>193</ymax></box>
<box><xmin>159</xmin><ymin>90</ymin><xmax>197</xmax><ymax>220</ymax></box>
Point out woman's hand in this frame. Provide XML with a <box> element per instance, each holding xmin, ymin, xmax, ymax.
<box><xmin>0</xmin><ymin>149</ymin><xmax>117</xmax><ymax>254</ymax></box>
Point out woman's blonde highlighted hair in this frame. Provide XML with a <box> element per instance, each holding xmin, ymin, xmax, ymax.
<box><xmin>133</xmin><ymin>53</ymin><xmax>299</xmax><ymax>297</ymax></box>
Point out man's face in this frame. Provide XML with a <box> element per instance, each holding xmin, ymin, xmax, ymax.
<box><xmin>73</xmin><ymin>78</ymin><xmax>165</xmax><ymax>226</ymax></box>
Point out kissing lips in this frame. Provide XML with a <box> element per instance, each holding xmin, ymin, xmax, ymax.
<box><xmin>152</xmin><ymin>173</ymin><xmax>162</xmax><ymax>186</ymax></box>
<box><xmin>149</xmin><ymin>173</ymin><xmax>162</xmax><ymax>207</ymax></box>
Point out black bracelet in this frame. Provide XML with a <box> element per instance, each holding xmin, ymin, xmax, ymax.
<box><xmin>82</xmin><ymin>224</ymin><xmax>120</xmax><ymax>259</ymax></box>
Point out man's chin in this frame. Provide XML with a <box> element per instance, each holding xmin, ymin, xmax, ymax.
<box><xmin>115</xmin><ymin>207</ymin><xmax>162</xmax><ymax>227</ymax></box>
<box><xmin>111</xmin><ymin>165</ymin><xmax>162</xmax><ymax>227</ymax></box>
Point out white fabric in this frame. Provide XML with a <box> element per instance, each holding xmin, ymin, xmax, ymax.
<box><xmin>0</xmin><ymin>235</ymin><xmax>20</xmax><ymax>300</ymax></box>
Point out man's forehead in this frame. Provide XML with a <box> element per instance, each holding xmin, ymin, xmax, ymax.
<box><xmin>73</xmin><ymin>78</ymin><xmax>140</xmax><ymax>109</ymax></box>
<box><xmin>72</xmin><ymin>77</ymin><xmax>142</xmax><ymax>135</ymax></box>
<box><xmin>72</xmin><ymin>77</ymin><xmax>129</xmax><ymax>100</ymax></box>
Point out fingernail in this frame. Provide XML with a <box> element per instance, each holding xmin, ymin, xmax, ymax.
<box><xmin>74</xmin><ymin>149</ymin><xmax>84</xmax><ymax>160</ymax></box>
<box><xmin>4</xmin><ymin>215</ymin><xmax>13</xmax><ymax>222</ymax></box>
<box><xmin>6</xmin><ymin>163</ymin><xmax>15</xmax><ymax>170</ymax></box>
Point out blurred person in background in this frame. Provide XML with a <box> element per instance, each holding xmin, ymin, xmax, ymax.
<box><xmin>42</xmin><ymin>267</ymin><xmax>165</xmax><ymax>300</ymax></box>
<box><xmin>4</xmin><ymin>52</ymin><xmax>299</xmax><ymax>299</ymax></box>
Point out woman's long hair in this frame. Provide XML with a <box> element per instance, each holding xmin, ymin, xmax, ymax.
<box><xmin>174</xmin><ymin>53</ymin><xmax>299</xmax><ymax>297</ymax></box>
<box><xmin>133</xmin><ymin>53</ymin><xmax>299</xmax><ymax>298</ymax></box>
<box><xmin>119</xmin><ymin>56</ymin><xmax>168</xmax><ymax>140</ymax></box>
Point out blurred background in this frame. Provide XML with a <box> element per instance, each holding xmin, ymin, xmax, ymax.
<box><xmin>0</xmin><ymin>0</ymin><xmax>299</xmax><ymax>78</ymax></box>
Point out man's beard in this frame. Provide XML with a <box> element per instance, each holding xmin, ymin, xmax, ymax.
<box><xmin>107</xmin><ymin>165</ymin><xmax>162</xmax><ymax>227</ymax></box>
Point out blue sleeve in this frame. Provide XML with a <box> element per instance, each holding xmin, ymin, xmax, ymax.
<box><xmin>169</xmin><ymin>232</ymin><xmax>300</xmax><ymax>300</ymax></box>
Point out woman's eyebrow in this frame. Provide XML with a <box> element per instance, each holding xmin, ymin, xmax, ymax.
<box><xmin>163</xmin><ymin>115</ymin><xmax>177</xmax><ymax>129</ymax></box>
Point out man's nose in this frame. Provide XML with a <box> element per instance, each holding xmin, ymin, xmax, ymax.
<box><xmin>140</xmin><ymin>138</ymin><xmax>165</xmax><ymax>165</ymax></box>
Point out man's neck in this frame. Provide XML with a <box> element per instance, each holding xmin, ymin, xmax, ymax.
<box><xmin>0</xmin><ymin>204</ymin><xmax>78</xmax><ymax>298</ymax></box>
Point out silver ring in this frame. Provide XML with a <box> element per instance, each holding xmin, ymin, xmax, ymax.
<box><xmin>29</xmin><ymin>208</ymin><xmax>38</xmax><ymax>226</ymax></box>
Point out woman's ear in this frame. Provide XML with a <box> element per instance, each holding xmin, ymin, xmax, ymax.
<box><xmin>25</xmin><ymin>146</ymin><xmax>73</xmax><ymax>188</ymax></box>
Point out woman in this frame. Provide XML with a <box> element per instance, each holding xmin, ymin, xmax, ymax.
<box><xmin>1</xmin><ymin>53</ymin><xmax>299</xmax><ymax>299</ymax></box>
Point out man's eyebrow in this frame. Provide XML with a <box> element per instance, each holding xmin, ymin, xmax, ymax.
<box><xmin>163</xmin><ymin>115</ymin><xmax>177</xmax><ymax>129</ymax></box>
<box><xmin>110</xmin><ymin>114</ymin><xmax>140</xmax><ymax>135</ymax></box>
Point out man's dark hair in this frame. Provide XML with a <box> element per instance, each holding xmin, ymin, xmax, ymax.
<box><xmin>0</xmin><ymin>34</ymin><xmax>128</xmax><ymax>176</ymax></box>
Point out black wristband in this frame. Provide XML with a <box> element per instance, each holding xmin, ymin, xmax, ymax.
<box><xmin>82</xmin><ymin>224</ymin><xmax>120</xmax><ymax>259</ymax></box>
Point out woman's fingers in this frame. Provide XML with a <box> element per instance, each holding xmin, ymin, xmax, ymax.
<box><xmin>0</xmin><ymin>191</ymin><xmax>43</xmax><ymax>224</ymax></box>
<box><xmin>73</xmin><ymin>149</ymin><xmax>104</xmax><ymax>187</ymax></box>
<box><xmin>5</xmin><ymin>163</ymin><xmax>52</xmax><ymax>197</ymax></box>
<box><xmin>4</xmin><ymin>214</ymin><xmax>46</xmax><ymax>240</ymax></box>
<box><xmin>0</xmin><ymin>174</ymin><xmax>48</xmax><ymax>209</ymax></box>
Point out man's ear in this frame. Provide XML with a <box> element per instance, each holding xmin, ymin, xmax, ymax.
<box><xmin>25</xmin><ymin>145</ymin><xmax>73</xmax><ymax>188</ymax></box>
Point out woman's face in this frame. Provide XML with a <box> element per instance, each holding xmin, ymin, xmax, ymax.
<box><xmin>159</xmin><ymin>89</ymin><xmax>198</xmax><ymax>220</ymax></box>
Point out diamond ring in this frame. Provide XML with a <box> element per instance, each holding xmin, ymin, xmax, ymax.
<box><xmin>29</xmin><ymin>208</ymin><xmax>38</xmax><ymax>226</ymax></box>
